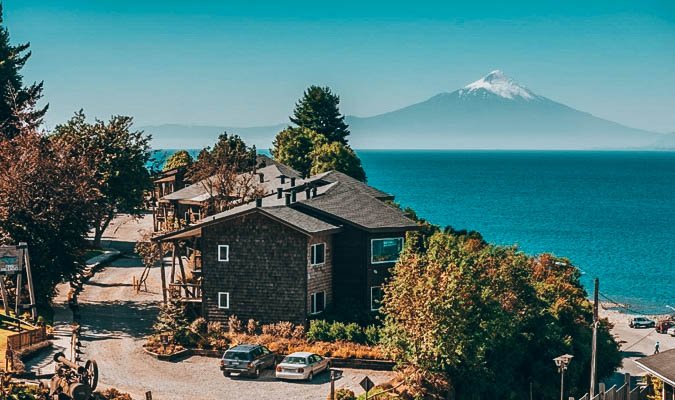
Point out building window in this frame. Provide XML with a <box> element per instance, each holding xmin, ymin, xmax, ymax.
<box><xmin>371</xmin><ymin>286</ymin><xmax>383</xmax><ymax>311</ymax></box>
<box><xmin>371</xmin><ymin>238</ymin><xmax>404</xmax><ymax>264</ymax></box>
<box><xmin>310</xmin><ymin>243</ymin><xmax>326</xmax><ymax>266</ymax></box>
<box><xmin>218</xmin><ymin>292</ymin><xmax>230</xmax><ymax>309</ymax></box>
<box><xmin>310</xmin><ymin>291</ymin><xmax>325</xmax><ymax>314</ymax></box>
<box><xmin>218</xmin><ymin>245</ymin><xmax>229</xmax><ymax>262</ymax></box>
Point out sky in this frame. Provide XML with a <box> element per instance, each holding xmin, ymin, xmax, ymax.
<box><xmin>5</xmin><ymin>0</ymin><xmax>675</xmax><ymax>133</ymax></box>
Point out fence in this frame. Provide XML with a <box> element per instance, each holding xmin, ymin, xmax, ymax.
<box><xmin>576</xmin><ymin>374</ymin><xmax>649</xmax><ymax>400</ymax></box>
<box><xmin>7</xmin><ymin>326</ymin><xmax>48</xmax><ymax>352</ymax></box>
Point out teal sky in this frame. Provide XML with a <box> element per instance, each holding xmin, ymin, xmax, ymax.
<box><xmin>5</xmin><ymin>0</ymin><xmax>675</xmax><ymax>132</ymax></box>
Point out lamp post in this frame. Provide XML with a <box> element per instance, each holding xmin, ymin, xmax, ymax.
<box><xmin>553</xmin><ymin>354</ymin><xmax>573</xmax><ymax>400</ymax></box>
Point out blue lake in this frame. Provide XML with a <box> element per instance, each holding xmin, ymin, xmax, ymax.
<box><xmin>150</xmin><ymin>149</ymin><xmax>675</xmax><ymax>313</ymax></box>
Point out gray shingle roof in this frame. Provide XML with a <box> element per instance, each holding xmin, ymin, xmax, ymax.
<box><xmin>262</xmin><ymin>206</ymin><xmax>340</xmax><ymax>234</ymax></box>
<box><xmin>307</xmin><ymin>170</ymin><xmax>392</xmax><ymax>200</ymax></box>
<box><xmin>636</xmin><ymin>348</ymin><xmax>675</xmax><ymax>386</ymax></box>
<box><xmin>297</xmin><ymin>181</ymin><xmax>417</xmax><ymax>231</ymax></box>
<box><xmin>257</xmin><ymin>154</ymin><xmax>303</xmax><ymax>178</ymax></box>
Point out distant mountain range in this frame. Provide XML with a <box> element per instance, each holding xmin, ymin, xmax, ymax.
<box><xmin>140</xmin><ymin>71</ymin><xmax>669</xmax><ymax>150</ymax></box>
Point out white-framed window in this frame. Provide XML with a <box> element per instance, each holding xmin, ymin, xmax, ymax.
<box><xmin>218</xmin><ymin>245</ymin><xmax>229</xmax><ymax>262</ymax></box>
<box><xmin>310</xmin><ymin>243</ymin><xmax>326</xmax><ymax>266</ymax></box>
<box><xmin>371</xmin><ymin>286</ymin><xmax>383</xmax><ymax>311</ymax></box>
<box><xmin>310</xmin><ymin>291</ymin><xmax>325</xmax><ymax>314</ymax></box>
<box><xmin>371</xmin><ymin>237</ymin><xmax>404</xmax><ymax>264</ymax></box>
<box><xmin>218</xmin><ymin>292</ymin><xmax>230</xmax><ymax>309</ymax></box>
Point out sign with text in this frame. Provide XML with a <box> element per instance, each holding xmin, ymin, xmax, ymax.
<box><xmin>0</xmin><ymin>246</ymin><xmax>22</xmax><ymax>274</ymax></box>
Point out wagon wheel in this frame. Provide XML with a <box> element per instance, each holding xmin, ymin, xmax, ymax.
<box><xmin>84</xmin><ymin>359</ymin><xmax>99</xmax><ymax>390</ymax></box>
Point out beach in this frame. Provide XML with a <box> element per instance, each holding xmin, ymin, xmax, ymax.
<box><xmin>600</xmin><ymin>305</ymin><xmax>674</xmax><ymax>380</ymax></box>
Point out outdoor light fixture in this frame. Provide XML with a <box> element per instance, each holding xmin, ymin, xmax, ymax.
<box><xmin>553</xmin><ymin>354</ymin><xmax>573</xmax><ymax>400</ymax></box>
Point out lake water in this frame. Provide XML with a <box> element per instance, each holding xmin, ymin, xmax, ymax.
<box><xmin>150</xmin><ymin>149</ymin><xmax>675</xmax><ymax>314</ymax></box>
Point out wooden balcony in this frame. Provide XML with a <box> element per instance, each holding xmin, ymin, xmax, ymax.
<box><xmin>168</xmin><ymin>283</ymin><xmax>202</xmax><ymax>303</ymax></box>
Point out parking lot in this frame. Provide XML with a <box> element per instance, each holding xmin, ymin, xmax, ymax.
<box><xmin>28</xmin><ymin>214</ymin><xmax>394</xmax><ymax>399</ymax></box>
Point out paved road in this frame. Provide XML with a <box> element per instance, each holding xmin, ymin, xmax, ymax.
<box><xmin>29</xmin><ymin>214</ymin><xmax>393</xmax><ymax>399</ymax></box>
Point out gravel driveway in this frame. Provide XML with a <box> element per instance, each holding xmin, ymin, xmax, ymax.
<box><xmin>30</xmin><ymin>214</ymin><xmax>394</xmax><ymax>399</ymax></box>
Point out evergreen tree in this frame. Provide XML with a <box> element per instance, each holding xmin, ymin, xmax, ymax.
<box><xmin>0</xmin><ymin>5</ymin><xmax>47</xmax><ymax>138</ymax></box>
<box><xmin>290</xmin><ymin>86</ymin><xmax>350</xmax><ymax>144</ymax></box>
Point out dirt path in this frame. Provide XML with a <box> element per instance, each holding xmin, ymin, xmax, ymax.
<box><xmin>30</xmin><ymin>213</ymin><xmax>393</xmax><ymax>399</ymax></box>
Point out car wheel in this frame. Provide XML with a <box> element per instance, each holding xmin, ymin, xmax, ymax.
<box><xmin>308</xmin><ymin>372</ymin><xmax>314</xmax><ymax>382</ymax></box>
<box><xmin>254</xmin><ymin>367</ymin><xmax>261</xmax><ymax>378</ymax></box>
<box><xmin>223</xmin><ymin>371</ymin><xmax>231</xmax><ymax>377</ymax></box>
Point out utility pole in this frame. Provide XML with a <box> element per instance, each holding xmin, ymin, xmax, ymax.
<box><xmin>589</xmin><ymin>278</ymin><xmax>599</xmax><ymax>398</ymax></box>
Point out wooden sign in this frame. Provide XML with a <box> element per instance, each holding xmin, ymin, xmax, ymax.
<box><xmin>0</xmin><ymin>246</ymin><xmax>22</xmax><ymax>275</ymax></box>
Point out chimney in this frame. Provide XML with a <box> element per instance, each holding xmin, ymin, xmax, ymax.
<box><xmin>255</xmin><ymin>198</ymin><xmax>262</xmax><ymax>207</ymax></box>
<box><xmin>291</xmin><ymin>191</ymin><xmax>297</xmax><ymax>203</ymax></box>
<box><xmin>285</xmin><ymin>193</ymin><xmax>291</xmax><ymax>206</ymax></box>
<box><xmin>305</xmin><ymin>188</ymin><xmax>311</xmax><ymax>200</ymax></box>
<box><xmin>280</xmin><ymin>176</ymin><xmax>286</xmax><ymax>184</ymax></box>
<box><xmin>312</xmin><ymin>187</ymin><xmax>318</xmax><ymax>198</ymax></box>
<box><xmin>277</xmin><ymin>188</ymin><xmax>283</xmax><ymax>199</ymax></box>
<box><xmin>258</xmin><ymin>173</ymin><xmax>264</xmax><ymax>183</ymax></box>
<box><xmin>290</xmin><ymin>177</ymin><xmax>296</xmax><ymax>187</ymax></box>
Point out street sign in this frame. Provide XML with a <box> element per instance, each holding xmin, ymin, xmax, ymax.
<box><xmin>359</xmin><ymin>376</ymin><xmax>375</xmax><ymax>392</ymax></box>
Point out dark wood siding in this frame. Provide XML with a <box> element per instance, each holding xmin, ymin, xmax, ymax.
<box><xmin>307</xmin><ymin>234</ymin><xmax>333</xmax><ymax>314</ymax></box>
<box><xmin>201</xmin><ymin>212</ymin><xmax>308</xmax><ymax>325</ymax></box>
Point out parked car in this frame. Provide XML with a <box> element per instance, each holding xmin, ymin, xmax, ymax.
<box><xmin>656</xmin><ymin>319</ymin><xmax>675</xmax><ymax>333</ymax></box>
<box><xmin>629</xmin><ymin>317</ymin><xmax>656</xmax><ymax>329</ymax></box>
<box><xmin>220</xmin><ymin>344</ymin><xmax>276</xmax><ymax>378</ymax></box>
<box><xmin>275</xmin><ymin>352</ymin><xmax>331</xmax><ymax>381</ymax></box>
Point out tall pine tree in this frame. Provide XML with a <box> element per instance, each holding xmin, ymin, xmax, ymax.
<box><xmin>290</xmin><ymin>86</ymin><xmax>350</xmax><ymax>144</ymax></box>
<box><xmin>0</xmin><ymin>5</ymin><xmax>47</xmax><ymax>139</ymax></box>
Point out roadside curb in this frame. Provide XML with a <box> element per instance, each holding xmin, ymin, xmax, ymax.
<box><xmin>142</xmin><ymin>347</ymin><xmax>395</xmax><ymax>370</ymax></box>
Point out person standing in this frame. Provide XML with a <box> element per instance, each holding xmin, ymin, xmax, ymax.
<box><xmin>654</xmin><ymin>341</ymin><xmax>660</xmax><ymax>354</ymax></box>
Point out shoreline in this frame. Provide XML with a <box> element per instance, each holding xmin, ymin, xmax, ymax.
<box><xmin>599</xmin><ymin>303</ymin><xmax>674</xmax><ymax>379</ymax></box>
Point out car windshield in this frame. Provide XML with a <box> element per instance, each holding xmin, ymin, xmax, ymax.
<box><xmin>282</xmin><ymin>356</ymin><xmax>308</xmax><ymax>365</ymax></box>
<box><xmin>635</xmin><ymin>318</ymin><xmax>648</xmax><ymax>321</ymax></box>
<box><xmin>224</xmin><ymin>351</ymin><xmax>252</xmax><ymax>361</ymax></box>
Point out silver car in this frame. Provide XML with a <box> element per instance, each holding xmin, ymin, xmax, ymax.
<box><xmin>275</xmin><ymin>352</ymin><xmax>331</xmax><ymax>381</ymax></box>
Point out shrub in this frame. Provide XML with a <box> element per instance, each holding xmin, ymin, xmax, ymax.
<box><xmin>207</xmin><ymin>321</ymin><xmax>223</xmax><ymax>336</ymax></box>
<box><xmin>227</xmin><ymin>315</ymin><xmax>242</xmax><ymax>333</ymax></box>
<box><xmin>246</xmin><ymin>319</ymin><xmax>258</xmax><ymax>335</ymax></box>
<box><xmin>334</xmin><ymin>388</ymin><xmax>356</xmax><ymax>400</ymax></box>
<box><xmin>344</xmin><ymin>323</ymin><xmax>365</xmax><ymax>343</ymax></box>
<box><xmin>189</xmin><ymin>317</ymin><xmax>207</xmax><ymax>335</ymax></box>
<box><xmin>307</xmin><ymin>319</ymin><xmax>332</xmax><ymax>342</ymax></box>
<box><xmin>292</xmin><ymin>324</ymin><xmax>305</xmax><ymax>339</ymax></box>
<box><xmin>364</xmin><ymin>325</ymin><xmax>379</xmax><ymax>345</ymax></box>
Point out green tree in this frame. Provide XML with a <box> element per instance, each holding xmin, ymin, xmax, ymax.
<box><xmin>271</xmin><ymin>126</ymin><xmax>317</xmax><ymax>177</ymax></box>
<box><xmin>381</xmin><ymin>231</ymin><xmax>620</xmax><ymax>399</ymax></box>
<box><xmin>0</xmin><ymin>5</ymin><xmax>47</xmax><ymax>139</ymax></box>
<box><xmin>53</xmin><ymin>111</ymin><xmax>152</xmax><ymax>247</ymax></box>
<box><xmin>163</xmin><ymin>150</ymin><xmax>193</xmax><ymax>171</ymax></box>
<box><xmin>311</xmin><ymin>141</ymin><xmax>366</xmax><ymax>181</ymax></box>
<box><xmin>290</xmin><ymin>85</ymin><xmax>350</xmax><ymax>144</ymax></box>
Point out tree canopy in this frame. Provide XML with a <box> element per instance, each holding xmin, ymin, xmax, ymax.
<box><xmin>52</xmin><ymin>111</ymin><xmax>152</xmax><ymax>247</ymax></box>
<box><xmin>163</xmin><ymin>150</ymin><xmax>193</xmax><ymax>171</ymax></box>
<box><xmin>0</xmin><ymin>5</ymin><xmax>47</xmax><ymax>139</ymax></box>
<box><xmin>290</xmin><ymin>85</ymin><xmax>350</xmax><ymax>144</ymax></box>
<box><xmin>0</xmin><ymin>124</ymin><xmax>98</xmax><ymax>310</ymax></box>
<box><xmin>271</xmin><ymin>126</ymin><xmax>317</xmax><ymax>177</ymax></box>
<box><xmin>381</xmin><ymin>231</ymin><xmax>621</xmax><ymax>399</ymax></box>
<box><xmin>310</xmin><ymin>141</ymin><xmax>366</xmax><ymax>181</ymax></box>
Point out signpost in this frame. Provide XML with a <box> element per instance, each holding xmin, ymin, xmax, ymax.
<box><xmin>360</xmin><ymin>376</ymin><xmax>375</xmax><ymax>400</ymax></box>
<box><xmin>0</xmin><ymin>243</ymin><xmax>37</xmax><ymax>320</ymax></box>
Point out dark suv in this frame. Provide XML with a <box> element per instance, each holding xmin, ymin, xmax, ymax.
<box><xmin>220</xmin><ymin>344</ymin><xmax>276</xmax><ymax>378</ymax></box>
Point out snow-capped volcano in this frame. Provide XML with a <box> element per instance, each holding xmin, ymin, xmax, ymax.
<box><xmin>460</xmin><ymin>70</ymin><xmax>536</xmax><ymax>100</ymax></box>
